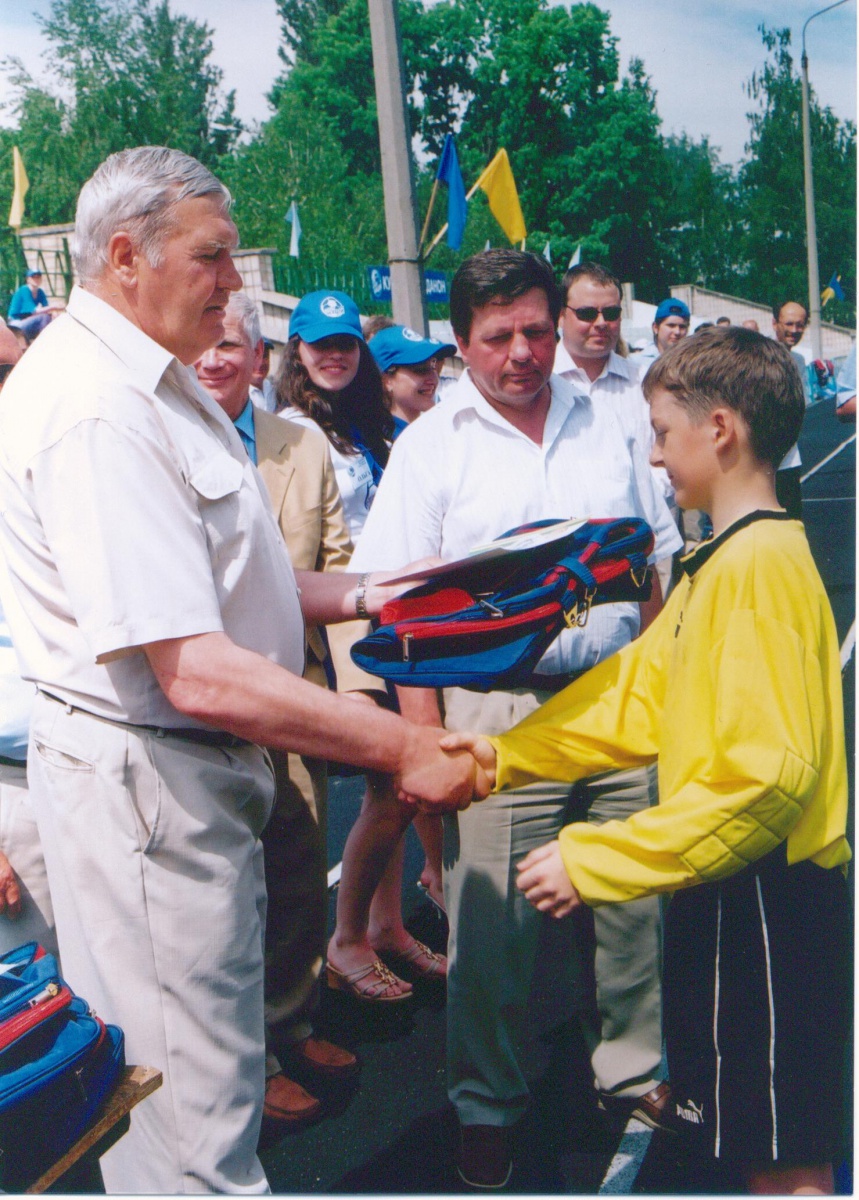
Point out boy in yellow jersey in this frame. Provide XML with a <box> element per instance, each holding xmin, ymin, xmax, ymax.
<box><xmin>442</xmin><ymin>326</ymin><xmax>851</xmax><ymax>1195</ymax></box>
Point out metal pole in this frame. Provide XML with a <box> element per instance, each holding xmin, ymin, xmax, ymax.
<box><xmin>367</xmin><ymin>0</ymin><xmax>427</xmax><ymax>333</ymax></box>
<box><xmin>801</xmin><ymin>0</ymin><xmax>850</xmax><ymax>360</ymax></box>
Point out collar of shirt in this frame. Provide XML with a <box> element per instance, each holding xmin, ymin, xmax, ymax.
<box><xmin>448</xmin><ymin>367</ymin><xmax>584</xmax><ymax>454</ymax></box>
<box><xmin>233</xmin><ymin>398</ymin><xmax>257</xmax><ymax>464</ymax></box>
<box><xmin>67</xmin><ymin>285</ymin><xmax>246</xmax><ymax>456</ymax></box>
<box><xmin>554</xmin><ymin>342</ymin><xmax>638</xmax><ymax>389</ymax></box>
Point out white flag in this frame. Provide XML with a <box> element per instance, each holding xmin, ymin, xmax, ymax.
<box><xmin>567</xmin><ymin>244</ymin><xmax>581</xmax><ymax>268</ymax></box>
<box><xmin>286</xmin><ymin>201</ymin><xmax>302</xmax><ymax>258</ymax></box>
<box><xmin>542</xmin><ymin>240</ymin><xmax>551</xmax><ymax>263</ymax></box>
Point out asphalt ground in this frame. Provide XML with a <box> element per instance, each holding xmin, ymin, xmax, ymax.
<box><xmin>261</xmin><ymin>394</ymin><xmax>856</xmax><ymax>1196</ymax></box>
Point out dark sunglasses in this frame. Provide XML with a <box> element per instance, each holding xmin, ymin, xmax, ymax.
<box><xmin>566</xmin><ymin>305</ymin><xmax>622</xmax><ymax>322</ymax></box>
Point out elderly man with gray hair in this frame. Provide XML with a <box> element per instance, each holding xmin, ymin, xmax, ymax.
<box><xmin>0</xmin><ymin>147</ymin><xmax>485</xmax><ymax>1193</ymax></box>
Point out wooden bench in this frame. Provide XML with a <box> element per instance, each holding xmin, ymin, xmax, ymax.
<box><xmin>26</xmin><ymin>1065</ymin><xmax>162</xmax><ymax>1194</ymax></box>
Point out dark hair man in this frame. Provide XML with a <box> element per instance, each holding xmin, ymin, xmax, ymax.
<box><xmin>348</xmin><ymin>249</ymin><xmax>682</xmax><ymax>1187</ymax></box>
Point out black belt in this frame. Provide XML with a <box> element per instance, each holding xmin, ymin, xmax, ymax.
<box><xmin>38</xmin><ymin>691</ymin><xmax>253</xmax><ymax>750</ymax></box>
<box><xmin>525</xmin><ymin>671</ymin><xmax>584</xmax><ymax>694</ymax></box>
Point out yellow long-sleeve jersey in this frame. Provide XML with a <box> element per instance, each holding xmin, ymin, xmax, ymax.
<box><xmin>490</xmin><ymin>513</ymin><xmax>851</xmax><ymax>906</ymax></box>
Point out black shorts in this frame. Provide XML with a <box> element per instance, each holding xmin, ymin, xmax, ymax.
<box><xmin>663</xmin><ymin>844</ymin><xmax>851</xmax><ymax>1165</ymax></box>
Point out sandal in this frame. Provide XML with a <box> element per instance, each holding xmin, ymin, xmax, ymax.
<box><xmin>326</xmin><ymin>959</ymin><xmax>412</xmax><ymax>1003</ymax></box>
<box><xmin>380</xmin><ymin>938</ymin><xmax>447</xmax><ymax>981</ymax></box>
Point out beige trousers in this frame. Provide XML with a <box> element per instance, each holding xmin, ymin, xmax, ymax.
<box><xmin>28</xmin><ymin>693</ymin><xmax>273</xmax><ymax>1195</ymax></box>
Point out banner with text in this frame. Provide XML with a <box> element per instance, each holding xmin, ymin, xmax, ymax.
<box><xmin>367</xmin><ymin>267</ymin><xmax>449</xmax><ymax>304</ymax></box>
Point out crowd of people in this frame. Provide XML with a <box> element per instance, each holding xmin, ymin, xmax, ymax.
<box><xmin>0</xmin><ymin>145</ymin><xmax>851</xmax><ymax>1196</ymax></box>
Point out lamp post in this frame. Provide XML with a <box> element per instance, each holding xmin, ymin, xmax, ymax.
<box><xmin>367</xmin><ymin>0</ymin><xmax>428</xmax><ymax>333</ymax></box>
<box><xmin>801</xmin><ymin>0</ymin><xmax>850</xmax><ymax>359</ymax></box>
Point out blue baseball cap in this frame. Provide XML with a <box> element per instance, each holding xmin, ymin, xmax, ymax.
<box><xmin>26</xmin><ymin>268</ymin><xmax>42</xmax><ymax>277</ymax></box>
<box><xmin>368</xmin><ymin>325</ymin><xmax>456</xmax><ymax>372</ymax></box>
<box><xmin>654</xmin><ymin>298</ymin><xmax>690</xmax><ymax>324</ymax></box>
<box><xmin>289</xmin><ymin>290</ymin><xmax>364</xmax><ymax>343</ymax></box>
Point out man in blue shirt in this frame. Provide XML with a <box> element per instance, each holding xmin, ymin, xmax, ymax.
<box><xmin>6</xmin><ymin>270</ymin><xmax>61</xmax><ymax>341</ymax></box>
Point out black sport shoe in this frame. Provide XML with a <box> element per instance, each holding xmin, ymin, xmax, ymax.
<box><xmin>456</xmin><ymin>1123</ymin><xmax>513</xmax><ymax>1189</ymax></box>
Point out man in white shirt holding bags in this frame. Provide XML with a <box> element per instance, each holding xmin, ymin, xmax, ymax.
<box><xmin>350</xmin><ymin>250</ymin><xmax>682</xmax><ymax>1188</ymax></box>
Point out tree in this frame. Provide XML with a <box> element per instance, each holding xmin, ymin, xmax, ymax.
<box><xmin>661</xmin><ymin>133</ymin><xmax>742</xmax><ymax>292</ymax></box>
<box><xmin>736</xmin><ymin>26</ymin><xmax>855</xmax><ymax>324</ymax></box>
<box><xmin>261</xmin><ymin>0</ymin><xmax>675</xmax><ymax>296</ymax></box>
<box><xmin>0</xmin><ymin>0</ymin><xmax>241</xmax><ymax>227</ymax></box>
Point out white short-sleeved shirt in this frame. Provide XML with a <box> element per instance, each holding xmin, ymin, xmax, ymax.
<box><xmin>278</xmin><ymin>406</ymin><xmax>376</xmax><ymax>540</ymax></box>
<box><xmin>0</xmin><ymin>287</ymin><xmax>305</xmax><ymax>726</ymax></box>
<box><xmin>351</xmin><ymin>370</ymin><xmax>682</xmax><ymax>676</ymax></box>
<box><xmin>553</xmin><ymin>342</ymin><xmax>675</xmax><ymax>502</ymax></box>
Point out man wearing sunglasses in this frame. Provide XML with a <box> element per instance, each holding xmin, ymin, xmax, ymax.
<box><xmin>556</xmin><ymin>263</ymin><xmax>654</xmax><ymax>468</ymax></box>
<box><xmin>553</xmin><ymin>261</ymin><xmax>674</xmax><ymax>1136</ymax></box>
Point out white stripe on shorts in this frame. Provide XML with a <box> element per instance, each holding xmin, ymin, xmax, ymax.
<box><xmin>754</xmin><ymin>876</ymin><xmax>779</xmax><ymax>1159</ymax></box>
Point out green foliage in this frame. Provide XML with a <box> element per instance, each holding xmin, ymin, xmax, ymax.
<box><xmin>0</xmin><ymin>3</ymin><xmax>853</xmax><ymax>323</ymax></box>
<box><xmin>737</xmin><ymin>26</ymin><xmax>855</xmax><ymax>321</ymax></box>
<box><xmin>0</xmin><ymin>0</ymin><xmax>241</xmax><ymax>227</ymax></box>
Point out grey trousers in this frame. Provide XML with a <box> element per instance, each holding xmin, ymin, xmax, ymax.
<box><xmin>442</xmin><ymin>687</ymin><xmax>663</xmax><ymax>1128</ymax></box>
<box><xmin>29</xmin><ymin>693</ymin><xmax>273</xmax><ymax>1194</ymax></box>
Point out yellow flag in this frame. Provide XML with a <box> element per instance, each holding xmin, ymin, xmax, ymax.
<box><xmin>8</xmin><ymin>147</ymin><xmax>29</xmax><ymax>229</ymax></box>
<box><xmin>474</xmin><ymin>149</ymin><xmax>526</xmax><ymax>244</ymax></box>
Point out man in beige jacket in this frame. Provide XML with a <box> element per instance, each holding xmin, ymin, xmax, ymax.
<box><xmin>196</xmin><ymin>291</ymin><xmax>381</xmax><ymax>1127</ymax></box>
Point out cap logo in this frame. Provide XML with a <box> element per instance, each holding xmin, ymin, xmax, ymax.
<box><xmin>321</xmin><ymin>296</ymin><xmax>345</xmax><ymax>319</ymax></box>
<box><xmin>403</xmin><ymin>327</ymin><xmax>423</xmax><ymax>342</ymax></box>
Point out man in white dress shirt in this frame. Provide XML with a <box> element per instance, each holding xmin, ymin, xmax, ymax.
<box><xmin>771</xmin><ymin>300</ymin><xmax>809</xmax><ymax>519</ymax></box>
<box><xmin>554</xmin><ymin>261</ymin><xmax>653</xmax><ymax>465</ymax></box>
<box><xmin>350</xmin><ymin>250</ymin><xmax>682</xmax><ymax>1187</ymax></box>
<box><xmin>0</xmin><ymin>146</ymin><xmax>483</xmax><ymax>1195</ymax></box>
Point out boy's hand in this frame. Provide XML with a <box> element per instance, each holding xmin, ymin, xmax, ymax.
<box><xmin>516</xmin><ymin>841</ymin><xmax>580</xmax><ymax>918</ymax></box>
<box><xmin>438</xmin><ymin>731</ymin><xmax>497</xmax><ymax>789</ymax></box>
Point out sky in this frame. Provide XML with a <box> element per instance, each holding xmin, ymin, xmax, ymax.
<box><xmin>0</xmin><ymin>0</ymin><xmax>855</xmax><ymax>167</ymax></box>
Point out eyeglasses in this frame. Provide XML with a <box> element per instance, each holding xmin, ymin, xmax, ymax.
<box><xmin>566</xmin><ymin>305</ymin><xmax>623</xmax><ymax>323</ymax></box>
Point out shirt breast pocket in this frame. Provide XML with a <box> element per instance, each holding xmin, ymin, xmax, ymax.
<box><xmin>188</xmin><ymin>456</ymin><xmax>249</xmax><ymax>565</ymax></box>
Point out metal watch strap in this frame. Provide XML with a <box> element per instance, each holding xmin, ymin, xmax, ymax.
<box><xmin>355</xmin><ymin>572</ymin><xmax>371</xmax><ymax>618</ymax></box>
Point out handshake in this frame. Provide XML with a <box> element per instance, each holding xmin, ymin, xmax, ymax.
<box><xmin>394</xmin><ymin>728</ymin><xmax>580</xmax><ymax>918</ymax></box>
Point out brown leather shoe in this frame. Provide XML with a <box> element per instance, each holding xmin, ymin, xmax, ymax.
<box><xmin>287</xmin><ymin>1035</ymin><xmax>360</xmax><ymax>1080</ymax></box>
<box><xmin>456</xmin><ymin>1123</ymin><xmax>512</xmax><ymax>1189</ymax></box>
<box><xmin>598</xmin><ymin>1081</ymin><xmax>675</xmax><ymax>1133</ymax></box>
<box><xmin>263</xmin><ymin>1072</ymin><xmax>322</xmax><ymax>1127</ymax></box>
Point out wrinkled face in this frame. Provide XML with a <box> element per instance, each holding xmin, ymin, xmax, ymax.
<box><xmin>456</xmin><ymin>288</ymin><xmax>556</xmax><ymax>413</ymax></box>
<box><xmin>297</xmin><ymin>334</ymin><xmax>361</xmax><ymax>393</ymax></box>
<box><xmin>194</xmin><ymin>314</ymin><xmax>261</xmax><ymax>421</ymax></box>
<box><xmin>560</xmin><ymin>278</ymin><xmax>622</xmax><ymax>362</ymax></box>
<box><xmin>648</xmin><ymin>387</ymin><xmax>717</xmax><ymax>511</ymax></box>
<box><xmin>654</xmin><ymin>314</ymin><xmax>689</xmax><ymax>354</ymax></box>
<box><xmin>384</xmin><ymin>358</ymin><xmax>440</xmax><ymax>423</ymax></box>
<box><xmin>772</xmin><ymin>303</ymin><xmax>808</xmax><ymax>348</ymax></box>
<box><xmin>133</xmin><ymin>195</ymin><xmax>242</xmax><ymax>365</ymax></box>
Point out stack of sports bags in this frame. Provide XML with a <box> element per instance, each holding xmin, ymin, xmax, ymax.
<box><xmin>0</xmin><ymin>941</ymin><xmax>125</xmax><ymax>1189</ymax></box>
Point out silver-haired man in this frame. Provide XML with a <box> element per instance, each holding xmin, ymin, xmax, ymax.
<box><xmin>0</xmin><ymin>146</ymin><xmax>484</xmax><ymax>1193</ymax></box>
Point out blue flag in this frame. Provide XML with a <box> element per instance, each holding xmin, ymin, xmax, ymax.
<box><xmin>821</xmin><ymin>270</ymin><xmax>845</xmax><ymax>306</ymax></box>
<box><xmin>436</xmin><ymin>134</ymin><xmax>467</xmax><ymax>251</ymax></box>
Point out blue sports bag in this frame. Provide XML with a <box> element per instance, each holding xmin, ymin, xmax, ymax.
<box><xmin>0</xmin><ymin>943</ymin><xmax>125</xmax><ymax>1189</ymax></box>
<box><xmin>351</xmin><ymin>516</ymin><xmax>654</xmax><ymax>692</ymax></box>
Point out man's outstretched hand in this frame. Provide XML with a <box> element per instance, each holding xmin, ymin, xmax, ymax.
<box><xmin>516</xmin><ymin>841</ymin><xmax>580</xmax><ymax>918</ymax></box>
<box><xmin>396</xmin><ymin>724</ymin><xmax>492</xmax><ymax>814</ymax></box>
